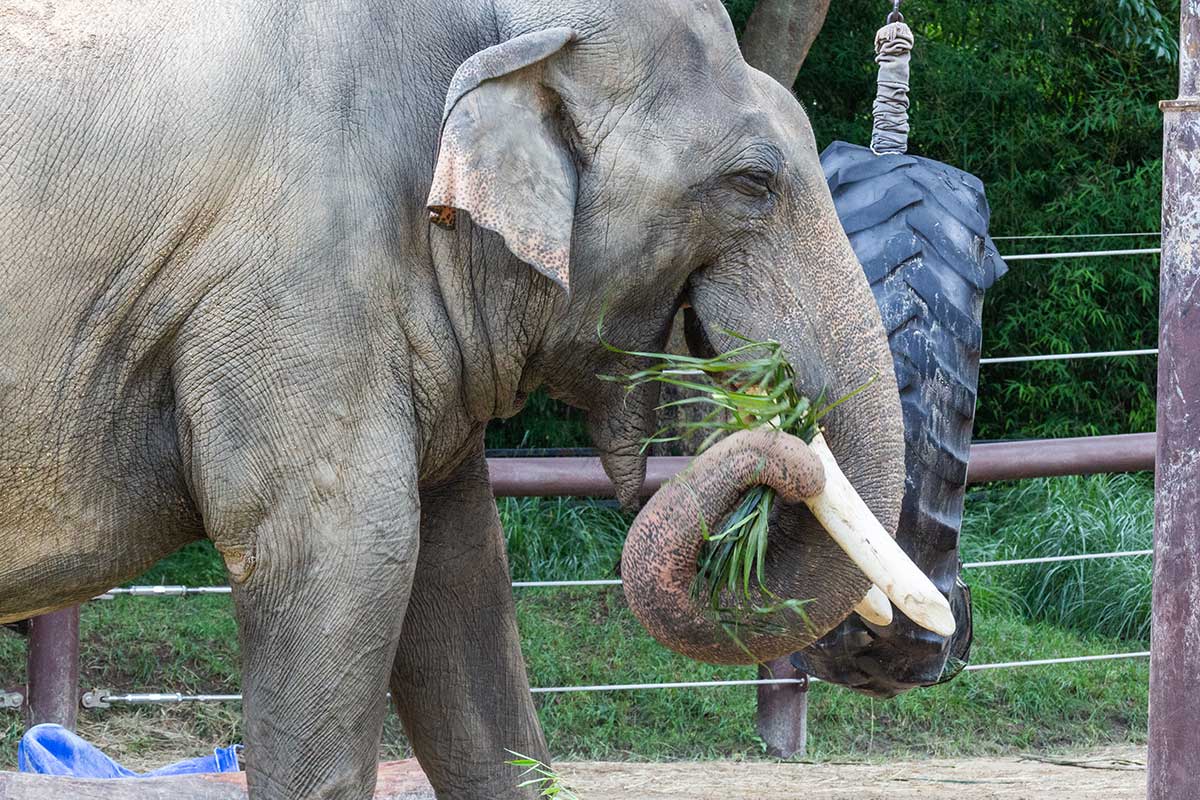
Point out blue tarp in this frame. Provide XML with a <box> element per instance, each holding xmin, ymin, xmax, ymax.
<box><xmin>18</xmin><ymin>724</ymin><xmax>241</xmax><ymax>778</ymax></box>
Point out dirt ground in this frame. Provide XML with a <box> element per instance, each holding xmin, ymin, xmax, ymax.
<box><xmin>555</xmin><ymin>746</ymin><xmax>1146</xmax><ymax>799</ymax></box>
<box><xmin>0</xmin><ymin>746</ymin><xmax>1147</xmax><ymax>799</ymax></box>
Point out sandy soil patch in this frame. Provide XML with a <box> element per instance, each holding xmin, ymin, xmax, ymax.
<box><xmin>555</xmin><ymin>746</ymin><xmax>1145</xmax><ymax>799</ymax></box>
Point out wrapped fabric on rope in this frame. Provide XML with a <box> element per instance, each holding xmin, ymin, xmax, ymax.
<box><xmin>871</xmin><ymin>8</ymin><xmax>914</xmax><ymax>155</ymax></box>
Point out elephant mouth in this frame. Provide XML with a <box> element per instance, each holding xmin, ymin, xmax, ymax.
<box><xmin>619</xmin><ymin>428</ymin><xmax>955</xmax><ymax>665</ymax></box>
<box><xmin>792</xmin><ymin>577</ymin><xmax>974</xmax><ymax>696</ymax></box>
<box><xmin>682</xmin><ymin>306</ymin><xmax>718</xmax><ymax>360</ymax></box>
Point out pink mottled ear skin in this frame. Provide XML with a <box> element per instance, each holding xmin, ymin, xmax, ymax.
<box><xmin>426</xmin><ymin>28</ymin><xmax>576</xmax><ymax>293</ymax></box>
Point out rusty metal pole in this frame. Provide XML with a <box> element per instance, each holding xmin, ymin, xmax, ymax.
<box><xmin>485</xmin><ymin>433</ymin><xmax>1156</xmax><ymax>498</ymax></box>
<box><xmin>24</xmin><ymin>606</ymin><xmax>81</xmax><ymax>730</ymax></box>
<box><xmin>1148</xmin><ymin>8</ymin><xmax>1200</xmax><ymax>797</ymax></box>
<box><xmin>755</xmin><ymin>657</ymin><xmax>807</xmax><ymax>758</ymax></box>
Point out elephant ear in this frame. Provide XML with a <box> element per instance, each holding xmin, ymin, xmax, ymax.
<box><xmin>427</xmin><ymin>28</ymin><xmax>578</xmax><ymax>294</ymax></box>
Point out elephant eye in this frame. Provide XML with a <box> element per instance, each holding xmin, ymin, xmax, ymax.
<box><xmin>727</xmin><ymin>170</ymin><xmax>773</xmax><ymax>198</ymax></box>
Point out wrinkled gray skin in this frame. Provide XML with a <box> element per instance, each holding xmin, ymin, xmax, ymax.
<box><xmin>0</xmin><ymin>1</ymin><xmax>904</xmax><ymax>797</ymax></box>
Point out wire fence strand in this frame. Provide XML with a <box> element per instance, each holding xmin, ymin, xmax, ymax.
<box><xmin>962</xmin><ymin>651</ymin><xmax>1150</xmax><ymax>672</ymax></box>
<box><xmin>97</xmin><ymin>549</ymin><xmax>1155</xmax><ymax>600</ymax></box>
<box><xmin>992</xmin><ymin>232</ymin><xmax>1160</xmax><ymax>241</ymax></box>
<box><xmin>78</xmin><ymin>651</ymin><xmax>1152</xmax><ymax>706</ymax></box>
<box><xmin>980</xmin><ymin>348</ymin><xmax>1158</xmax><ymax>365</ymax></box>
<box><xmin>962</xmin><ymin>550</ymin><xmax>1153</xmax><ymax>569</ymax></box>
<box><xmin>510</xmin><ymin>579</ymin><xmax>623</xmax><ymax>588</ymax></box>
<box><xmin>1000</xmin><ymin>247</ymin><xmax>1160</xmax><ymax>261</ymax></box>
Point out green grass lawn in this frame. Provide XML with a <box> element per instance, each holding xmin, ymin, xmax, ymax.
<box><xmin>0</xmin><ymin>476</ymin><xmax>1153</xmax><ymax>769</ymax></box>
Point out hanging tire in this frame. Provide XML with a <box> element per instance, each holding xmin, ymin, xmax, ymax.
<box><xmin>791</xmin><ymin>141</ymin><xmax>1007</xmax><ymax>698</ymax></box>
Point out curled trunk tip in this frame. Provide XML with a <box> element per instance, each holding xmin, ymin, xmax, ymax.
<box><xmin>620</xmin><ymin>429</ymin><xmax>827</xmax><ymax>664</ymax></box>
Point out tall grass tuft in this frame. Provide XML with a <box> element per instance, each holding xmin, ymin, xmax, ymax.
<box><xmin>500</xmin><ymin>498</ymin><xmax>630</xmax><ymax>582</ymax></box>
<box><xmin>961</xmin><ymin>473</ymin><xmax>1153</xmax><ymax>641</ymax></box>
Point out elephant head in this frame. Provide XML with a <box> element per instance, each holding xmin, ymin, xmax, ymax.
<box><xmin>427</xmin><ymin>0</ymin><xmax>929</xmax><ymax>663</ymax></box>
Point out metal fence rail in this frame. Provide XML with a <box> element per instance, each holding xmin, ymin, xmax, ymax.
<box><xmin>962</xmin><ymin>550</ymin><xmax>1153</xmax><ymax>569</ymax></box>
<box><xmin>484</xmin><ymin>433</ymin><xmax>1155</xmax><ymax>498</ymax></box>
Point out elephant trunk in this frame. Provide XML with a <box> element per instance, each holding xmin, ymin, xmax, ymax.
<box><xmin>622</xmin><ymin>426</ymin><xmax>954</xmax><ymax>664</ymax></box>
<box><xmin>624</xmin><ymin>193</ymin><xmax>921</xmax><ymax>664</ymax></box>
<box><xmin>621</xmin><ymin>429</ymin><xmax>826</xmax><ymax>664</ymax></box>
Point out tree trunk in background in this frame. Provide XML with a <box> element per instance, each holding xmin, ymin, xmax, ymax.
<box><xmin>739</xmin><ymin>0</ymin><xmax>832</xmax><ymax>88</ymax></box>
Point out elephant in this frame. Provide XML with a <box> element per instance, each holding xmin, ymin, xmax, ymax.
<box><xmin>0</xmin><ymin>0</ymin><xmax>928</xmax><ymax>797</ymax></box>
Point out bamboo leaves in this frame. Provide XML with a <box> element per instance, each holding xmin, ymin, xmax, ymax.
<box><xmin>604</xmin><ymin>332</ymin><xmax>864</xmax><ymax>635</ymax></box>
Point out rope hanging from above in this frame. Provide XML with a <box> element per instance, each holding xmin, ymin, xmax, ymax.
<box><xmin>870</xmin><ymin>1</ymin><xmax>914</xmax><ymax>156</ymax></box>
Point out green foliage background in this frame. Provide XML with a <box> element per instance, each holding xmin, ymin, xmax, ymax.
<box><xmin>489</xmin><ymin>0</ymin><xmax>1174</xmax><ymax>448</ymax></box>
<box><xmin>790</xmin><ymin>0</ymin><xmax>1171</xmax><ymax>440</ymax></box>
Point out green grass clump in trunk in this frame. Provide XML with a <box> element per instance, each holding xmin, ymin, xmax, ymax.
<box><xmin>604</xmin><ymin>333</ymin><xmax>871</xmax><ymax>635</ymax></box>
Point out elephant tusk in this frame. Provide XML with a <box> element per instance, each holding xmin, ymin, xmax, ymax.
<box><xmin>804</xmin><ymin>433</ymin><xmax>956</xmax><ymax>638</ymax></box>
<box><xmin>853</xmin><ymin>584</ymin><xmax>893</xmax><ymax>627</ymax></box>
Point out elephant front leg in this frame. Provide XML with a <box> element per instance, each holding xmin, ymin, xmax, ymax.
<box><xmin>391</xmin><ymin>452</ymin><xmax>548</xmax><ymax>799</ymax></box>
<box><xmin>217</xmin><ymin>458</ymin><xmax>421</xmax><ymax>800</ymax></box>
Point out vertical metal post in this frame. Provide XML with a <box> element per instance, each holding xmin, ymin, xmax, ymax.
<box><xmin>755</xmin><ymin>657</ymin><xmax>807</xmax><ymax>758</ymax></box>
<box><xmin>1149</xmin><ymin>7</ymin><xmax>1200</xmax><ymax>796</ymax></box>
<box><xmin>24</xmin><ymin>606</ymin><xmax>81</xmax><ymax>730</ymax></box>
